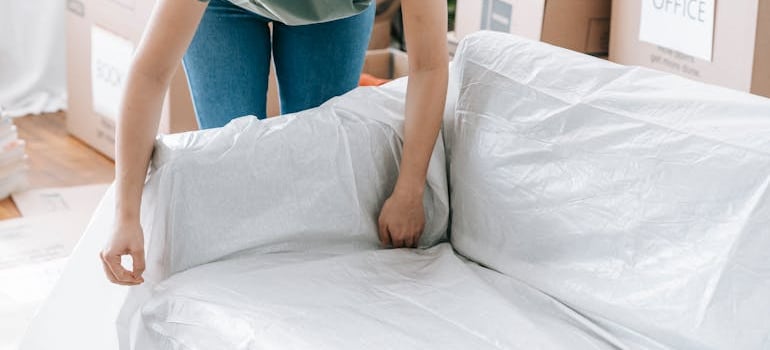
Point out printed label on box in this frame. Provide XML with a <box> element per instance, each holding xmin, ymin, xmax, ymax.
<box><xmin>90</xmin><ymin>26</ymin><xmax>134</xmax><ymax>121</ymax></box>
<box><xmin>639</xmin><ymin>0</ymin><xmax>715</xmax><ymax>61</ymax></box>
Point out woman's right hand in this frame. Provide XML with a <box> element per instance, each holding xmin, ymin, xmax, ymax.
<box><xmin>98</xmin><ymin>0</ymin><xmax>210</xmax><ymax>285</ymax></box>
<box><xmin>100</xmin><ymin>218</ymin><xmax>146</xmax><ymax>285</ymax></box>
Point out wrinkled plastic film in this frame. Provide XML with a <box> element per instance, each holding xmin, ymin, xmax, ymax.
<box><xmin>448</xmin><ymin>32</ymin><xmax>770</xmax><ymax>350</ymax></box>
<box><xmin>117</xmin><ymin>78</ymin><xmax>451</xmax><ymax>348</ymax></box>
<box><xmin>31</xmin><ymin>31</ymin><xmax>770</xmax><ymax>350</ymax></box>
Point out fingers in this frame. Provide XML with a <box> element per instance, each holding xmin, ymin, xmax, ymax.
<box><xmin>404</xmin><ymin>236</ymin><xmax>415</xmax><ymax>249</ymax></box>
<box><xmin>390</xmin><ymin>229</ymin><xmax>422</xmax><ymax>249</ymax></box>
<box><xmin>377</xmin><ymin>193</ymin><xmax>426</xmax><ymax>249</ymax></box>
<box><xmin>412</xmin><ymin>231</ymin><xmax>422</xmax><ymax>249</ymax></box>
<box><xmin>100</xmin><ymin>251</ymin><xmax>142</xmax><ymax>285</ymax></box>
<box><xmin>100</xmin><ymin>252</ymin><xmax>140</xmax><ymax>285</ymax></box>
<box><xmin>380</xmin><ymin>219</ymin><xmax>424</xmax><ymax>249</ymax></box>
<box><xmin>131</xmin><ymin>250</ymin><xmax>146</xmax><ymax>280</ymax></box>
<box><xmin>378</xmin><ymin>218</ymin><xmax>392</xmax><ymax>248</ymax></box>
<box><xmin>390</xmin><ymin>228</ymin><xmax>406</xmax><ymax>248</ymax></box>
<box><xmin>100</xmin><ymin>254</ymin><xmax>119</xmax><ymax>283</ymax></box>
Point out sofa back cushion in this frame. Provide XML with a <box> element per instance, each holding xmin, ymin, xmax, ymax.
<box><xmin>446</xmin><ymin>31</ymin><xmax>770</xmax><ymax>349</ymax></box>
<box><xmin>143</xmin><ymin>80</ymin><xmax>449</xmax><ymax>276</ymax></box>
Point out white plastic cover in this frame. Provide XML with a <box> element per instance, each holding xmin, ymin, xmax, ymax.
<box><xmin>22</xmin><ymin>32</ymin><xmax>770</xmax><ymax>350</ymax></box>
<box><xmin>447</xmin><ymin>32</ymin><xmax>770</xmax><ymax>349</ymax></box>
<box><xmin>117</xmin><ymin>78</ymin><xmax>451</xmax><ymax>348</ymax></box>
<box><xmin>134</xmin><ymin>244</ymin><xmax>629</xmax><ymax>349</ymax></box>
<box><xmin>147</xmin><ymin>80</ymin><xmax>449</xmax><ymax>274</ymax></box>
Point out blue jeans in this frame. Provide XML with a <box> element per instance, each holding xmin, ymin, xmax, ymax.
<box><xmin>183</xmin><ymin>0</ymin><xmax>375</xmax><ymax>129</ymax></box>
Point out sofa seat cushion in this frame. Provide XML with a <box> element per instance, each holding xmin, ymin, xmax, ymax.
<box><xmin>136</xmin><ymin>244</ymin><xmax>623</xmax><ymax>350</ymax></box>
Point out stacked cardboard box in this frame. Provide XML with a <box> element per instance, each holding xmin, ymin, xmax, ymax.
<box><xmin>0</xmin><ymin>109</ymin><xmax>29</xmax><ymax>199</ymax></box>
<box><xmin>610</xmin><ymin>0</ymin><xmax>770</xmax><ymax>98</ymax></box>
<box><xmin>455</xmin><ymin>0</ymin><xmax>612</xmax><ymax>56</ymax></box>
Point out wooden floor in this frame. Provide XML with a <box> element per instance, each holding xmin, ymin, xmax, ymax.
<box><xmin>0</xmin><ymin>112</ymin><xmax>115</xmax><ymax>220</ymax></box>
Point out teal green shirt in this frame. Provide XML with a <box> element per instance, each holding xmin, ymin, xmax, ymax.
<box><xmin>227</xmin><ymin>0</ymin><xmax>373</xmax><ymax>26</ymax></box>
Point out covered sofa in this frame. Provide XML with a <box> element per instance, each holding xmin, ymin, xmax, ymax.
<box><xmin>21</xmin><ymin>32</ymin><xmax>770</xmax><ymax>349</ymax></box>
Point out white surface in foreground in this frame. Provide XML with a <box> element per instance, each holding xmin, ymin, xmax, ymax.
<box><xmin>0</xmin><ymin>184</ymin><xmax>109</xmax><ymax>349</ymax></box>
<box><xmin>12</xmin><ymin>184</ymin><xmax>109</xmax><ymax>217</ymax></box>
<box><xmin>19</xmin><ymin>187</ymin><xmax>124</xmax><ymax>350</ymax></box>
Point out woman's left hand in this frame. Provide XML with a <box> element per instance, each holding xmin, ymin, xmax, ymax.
<box><xmin>378</xmin><ymin>188</ymin><xmax>425</xmax><ymax>249</ymax></box>
<box><xmin>376</xmin><ymin>0</ymin><xmax>447</xmax><ymax>250</ymax></box>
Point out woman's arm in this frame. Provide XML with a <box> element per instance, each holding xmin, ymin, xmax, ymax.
<box><xmin>101</xmin><ymin>0</ymin><xmax>209</xmax><ymax>285</ymax></box>
<box><xmin>378</xmin><ymin>0</ymin><xmax>449</xmax><ymax>248</ymax></box>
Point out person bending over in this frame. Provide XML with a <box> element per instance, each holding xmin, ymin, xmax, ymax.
<box><xmin>100</xmin><ymin>0</ymin><xmax>449</xmax><ymax>285</ymax></box>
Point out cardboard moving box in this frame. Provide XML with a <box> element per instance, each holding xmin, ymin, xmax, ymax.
<box><xmin>610</xmin><ymin>0</ymin><xmax>770</xmax><ymax>98</ymax></box>
<box><xmin>66</xmin><ymin>0</ymin><xmax>198</xmax><ymax>159</ymax></box>
<box><xmin>455</xmin><ymin>0</ymin><xmax>611</xmax><ymax>55</ymax></box>
<box><xmin>363</xmin><ymin>49</ymin><xmax>409</xmax><ymax>80</ymax></box>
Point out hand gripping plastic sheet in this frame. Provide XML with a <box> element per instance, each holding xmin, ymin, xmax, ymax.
<box><xmin>116</xmin><ymin>79</ymin><xmax>450</xmax><ymax>348</ymax></box>
<box><xmin>447</xmin><ymin>32</ymin><xmax>770</xmax><ymax>349</ymax></box>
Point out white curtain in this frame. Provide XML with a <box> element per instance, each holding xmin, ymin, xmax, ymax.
<box><xmin>0</xmin><ymin>0</ymin><xmax>66</xmax><ymax>117</ymax></box>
